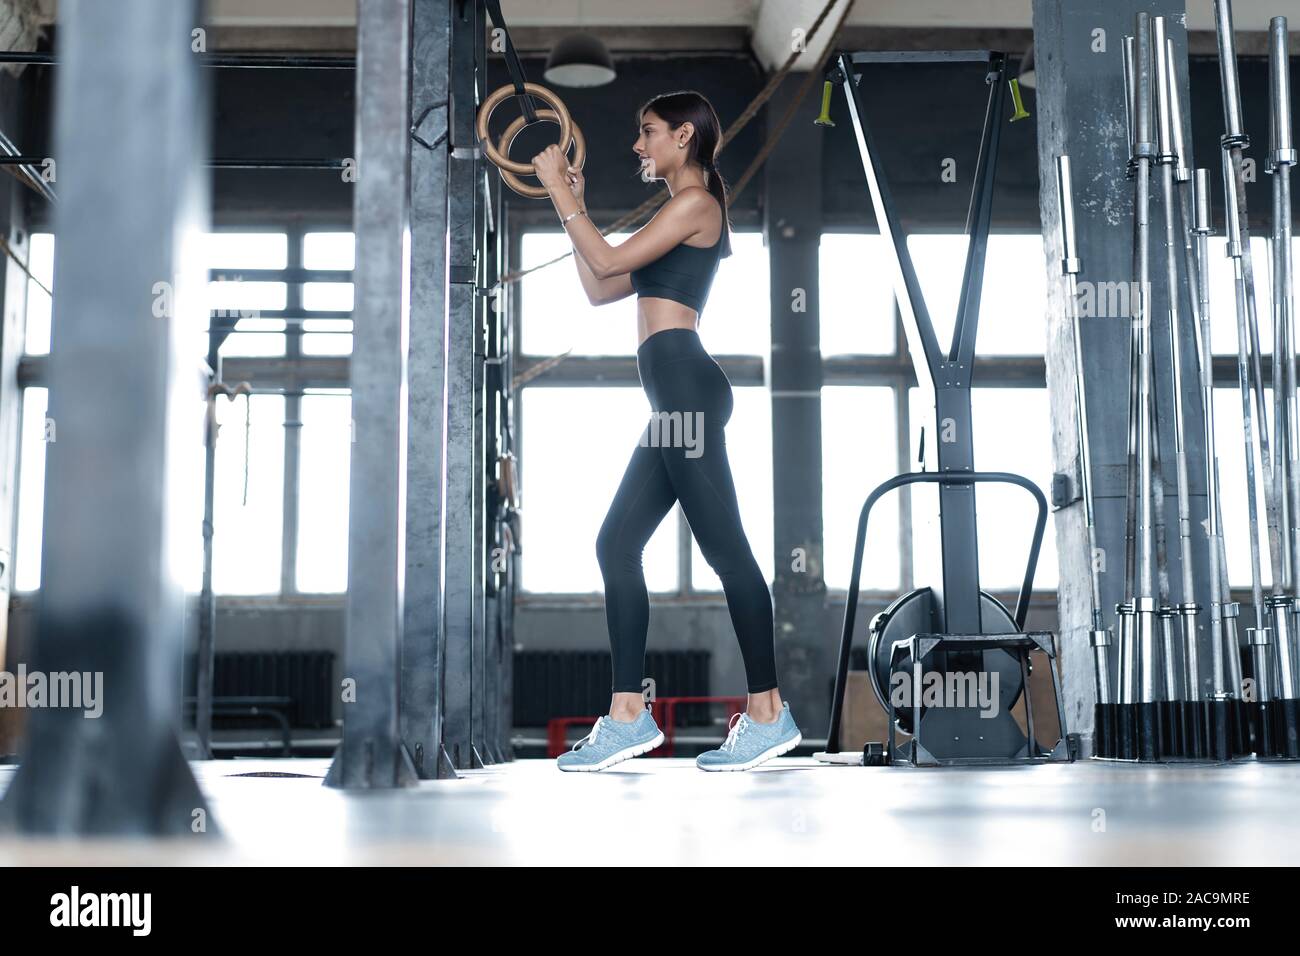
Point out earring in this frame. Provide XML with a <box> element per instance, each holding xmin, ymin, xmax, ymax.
<box><xmin>678</xmin><ymin>142</ymin><xmax>685</xmax><ymax>149</ymax></box>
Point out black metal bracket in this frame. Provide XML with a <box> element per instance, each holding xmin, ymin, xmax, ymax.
<box><xmin>411</xmin><ymin>99</ymin><xmax>449</xmax><ymax>151</ymax></box>
<box><xmin>885</xmin><ymin>630</ymin><xmax>1072</xmax><ymax>767</ymax></box>
<box><xmin>1051</xmin><ymin>465</ymin><xmax>1083</xmax><ymax>511</ymax></box>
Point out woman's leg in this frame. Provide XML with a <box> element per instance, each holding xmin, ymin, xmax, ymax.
<box><xmin>646</xmin><ymin>356</ymin><xmax>781</xmax><ymax>712</ymax></box>
<box><xmin>596</xmin><ymin>433</ymin><xmax>678</xmax><ymax>720</ymax></box>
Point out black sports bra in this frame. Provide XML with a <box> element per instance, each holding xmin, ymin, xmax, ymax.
<box><xmin>630</xmin><ymin>193</ymin><xmax>725</xmax><ymax>315</ymax></box>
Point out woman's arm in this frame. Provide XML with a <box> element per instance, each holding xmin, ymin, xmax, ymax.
<box><xmin>573</xmin><ymin>242</ymin><xmax>634</xmax><ymax>305</ymax></box>
<box><xmin>559</xmin><ymin>188</ymin><xmax>711</xmax><ymax>279</ymax></box>
<box><xmin>532</xmin><ymin>144</ymin><xmax>709</xmax><ymax>280</ymax></box>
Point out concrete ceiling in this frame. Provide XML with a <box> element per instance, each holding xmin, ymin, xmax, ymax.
<box><xmin>31</xmin><ymin>0</ymin><xmax>1296</xmax><ymax>30</ymax></box>
<box><xmin>29</xmin><ymin>1</ymin><xmax>1294</xmax><ymax>60</ymax></box>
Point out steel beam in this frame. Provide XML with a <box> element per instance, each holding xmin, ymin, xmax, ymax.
<box><xmin>0</xmin><ymin>0</ymin><xmax>214</xmax><ymax>833</ymax></box>
<box><xmin>0</xmin><ymin>70</ymin><xmax>28</xmax><ymax>756</ymax></box>
<box><xmin>441</xmin><ymin>0</ymin><xmax>484</xmax><ymax>770</ymax></box>
<box><xmin>323</xmin><ymin>0</ymin><xmax>417</xmax><ymax>790</ymax></box>
<box><xmin>0</xmin><ymin>51</ymin><xmax>357</xmax><ymax>69</ymax></box>
<box><xmin>765</xmin><ymin>76</ymin><xmax>827</xmax><ymax>732</ymax></box>
<box><xmin>483</xmin><ymin>169</ymin><xmax>508</xmax><ymax>764</ymax></box>
<box><xmin>401</xmin><ymin>0</ymin><xmax>456</xmax><ymax>780</ymax></box>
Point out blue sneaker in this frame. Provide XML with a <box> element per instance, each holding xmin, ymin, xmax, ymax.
<box><xmin>696</xmin><ymin>702</ymin><xmax>801</xmax><ymax>771</ymax></box>
<box><xmin>556</xmin><ymin>710</ymin><xmax>665</xmax><ymax>772</ymax></box>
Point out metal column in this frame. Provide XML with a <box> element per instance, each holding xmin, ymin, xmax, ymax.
<box><xmin>1032</xmin><ymin>0</ymin><xmax>1208</xmax><ymax>754</ymax></box>
<box><xmin>766</xmin><ymin>76</ymin><xmax>827</xmax><ymax>733</ymax></box>
<box><xmin>0</xmin><ymin>65</ymin><xmax>30</xmax><ymax>755</ymax></box>
<box><xmin>280</xmin><ymin>229</ymin><xmax>304</xmax><ymax>598</ymax></box>
<box><xmin>324</xmin><ymin>0</ymin><xmax>418</xmax><ymax>789</ymax></box>
<box><xmin>442</xmin><ymin>0</ymin><xmax>488</xmax><ymax>769</ymax></box>
<box><xmin>483</xmin><ymin>168</ymin><xmax>508</xmax><ymax>764</ymax></box>
<box><xmin>0</xmin><ymin>0</ymin><xmax>214</xmax><ymax>832</ymax></box>
<box><xmin>402</xmin><ymin>0</ymin><xmax>457</xmax><ymax>780</ymax></box>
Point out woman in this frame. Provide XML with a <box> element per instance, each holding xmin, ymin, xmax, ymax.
<box><xmin>531</xmin><ymin>90</ymin><xmax>801</xmax><ymax>772</ymax></box>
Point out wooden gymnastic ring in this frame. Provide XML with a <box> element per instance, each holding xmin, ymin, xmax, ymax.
<box><xmin>496</xmin><ymin>109</ymin><xmax>585</xmax><ymax>199</ymax></box>
<box><xmin>476</xmin><ymin>81</ymin><xmax>573</xmax><ymax>176</ymax></box>
<box><xmin>496</xmin><ymin>451</ymin><xmax>518</xmax><ymax>508</ymax></box>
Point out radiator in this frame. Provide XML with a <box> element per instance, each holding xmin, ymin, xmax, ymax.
<box><xmin>185</xmin><ymin>651</ymin><xmax>335</xmax><ymax>729</ymax></box>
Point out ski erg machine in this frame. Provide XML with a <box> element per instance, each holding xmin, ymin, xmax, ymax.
<box><xmin>817</xmin><ymin>51</ymin><xmax>1071</xmax><ymax>767</ymax></box>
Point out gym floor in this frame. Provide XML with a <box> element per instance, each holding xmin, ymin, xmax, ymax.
<box><xmin>2</xmin><ymin>757</ymin><xmax>1295</xmax><ymax>865</ymax></box>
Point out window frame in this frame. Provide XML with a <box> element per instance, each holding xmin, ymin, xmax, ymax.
<box><xmin>12</xmin><ymin>221</ymin><xmax>356</xmax><ymax>599</ymax></box>
<box><xmin>20</xmin><ymin>219</ymin><xmax>1288</xmax><ymax>602</ymax></box>
<box><xmin>511</xmin><ymin>221</ymin><xmax>1056</xmax><ymax>605</ymax></box>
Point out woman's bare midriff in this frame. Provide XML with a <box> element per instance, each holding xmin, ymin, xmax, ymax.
<box><xmin>633</xmin><ymin>207</ymin><xmax>721</xmax><ymax>346</ymax></box>
<box><xmin>637</xmin><ymin>297</ymin><xmax>699</xmax><ymax>346</ymax></box>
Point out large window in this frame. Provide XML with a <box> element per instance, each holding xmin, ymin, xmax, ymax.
<box><xmin>296</xmin><ymin>390</ymin><xmax>352</xmax><ymax>592</ymax></box>
<box><xmin>23</xmin><ymin>233</ymin><xmax>53</xmax><ymax>355</ymax></box>
<box><xmin>821</xmin><ymin>386</ymin><xmax>899</xmax><ymax>590</ymax></box>
<box><xmin>1215</xmin><ymin>385</ymin><xmax>1278</xmax><ymax>588</ymax></box>
<box><xmin>519</xmin><ymin>387</ymin><xmax>678</xmax><ymax>593</ymax></box>
<box><xmin>520</xmin><ymin>230</ymin><xmax>770</xmax><ymax>358</ymax></box>
<box><xmin>18</xmin><ymin>219</ymin><xmax>1296</xmax><ymax>604</ymax></box>
<box><xmin>820</xmin><ymin>234</ymin><xmax>895</xmax><ymax>356</ymax></box>
<box><xmin>12</xmin><ymin>228</ymin><xmax>356</xmax><ymax>597</ymax></box>
<box><xmin>973</xmin><ymin>388</ymin><xmax>1058</xmax><ymax>589</ymax></box>
<box><xmin>517</xmin><ymin>227</ymin><xmax>1056</xmax><ymax>599</ymax></box>
<box><xmin>692</xmin><ymin>386</ymin><xmax>773</xmax><ymax>590</ymax></box>
<box><xmin>520</xmin><ymin>230</ymin><xmax>639</xmax><ymax>357</ymax></box>
<box><xmin>902</xmin><ymin>233</ymin><xmax>1050</xmax><ymax>356</ymax></box>
<box><xmin>13</xmin><ymin>387</ymin><xmax>49</xmax><ymax>592</ymax></box>
<box><xmin>302</xmin><ymin>231</ymin><xmax>356</xmax><ymax>356</ymax></box>
<box><xmin>821</xmin><ymin>231</ymin><xmax>1055</xmax><ymax>595</ymax></box>
<box><xmin>212</xmin><ymin>393</ymin><xmax>286</xmax><ymax>594</ymax></box>
<box><xmin>518</xmin><ymin>223</ymin><xmax>772</xmax><ymax>595</ymax></box>
<box><xmin>1207</xmin><ymin>237</ymin><xmax>1300</xmax><ymax>588</ymax></box>
<box><xmin>696</xmin><ymin>232</ymin><xmax>770</xmax><ymax>356</ymax></box>
<box><xmin>905</xmin><ymin>387</ymin><xmax>1057</xmax><ymax>591</ymax></box>
<box><xmin>204</xmin><ymin>231</ymin><xmax>289</xmax><ymax>357</ymax></box>
<box><xmin>1205</xmin><ymin>235</ymin><xmax>1271</xmax><ymax>356</ymax></box>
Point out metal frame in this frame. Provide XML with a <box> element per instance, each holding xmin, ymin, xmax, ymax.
<box><xmin>824</xmin><ymin>469</ymin><xmax>1066</xmax><ymax>764</ymax></box>
<box><xmin>323</xmin><ymin>0</ymin><xmax>417</xmax><ymax>790</ymax></box>
<box><xmin>441</xmin><ymin>0</ymin><xmax>489</xmax><ymax>770</ymax></box>
<box><xmin>401</xmin><ymin>0</ymin><xmax>456</xmax><ymax>780</ymax></box>
<box><xmin>0</xmin><ymin>0</ymin><xmax>215</xmax><ymax>833</ymax></box>
<box><xmin>0</xmin><ymin>52</ymin><xmax>357</xmax><ymax>69</ymax></box>
<box><xmin>0</xmin><ymin>156</ymin><xmax>355</xmax><ymax>170</ymax></box>
<box><xmin>886</xmin><ymin>629</ymin><xmax>1069</xmax><ymax>765</ymax></box>
<box><xmin>834</xmin><ymin>49</ymin><xmax>1007</xmax><ymax>631</ymax></box>
<box><xmin>817</xmin><ymin>48</ymin><xmax>1070</xmax><ymax>765</ymax></box>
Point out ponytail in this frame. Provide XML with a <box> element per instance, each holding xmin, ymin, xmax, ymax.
<box><xmin>702</xmin><ymin>158</ymin><xmax>732</xmax><ymax>259</ymax></box>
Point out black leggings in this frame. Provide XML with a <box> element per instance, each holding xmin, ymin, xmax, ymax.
<box><xmin>596</xmin><ymin>327</ymin><xmax>778</xmax><ymax>695</ymax></box>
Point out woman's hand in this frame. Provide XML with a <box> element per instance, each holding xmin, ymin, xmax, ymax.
<box><xmin>563</xmin><ymin>162</ymin><xmax>586</xmax><ymax>205</ymax></box>
<box><xmin>532</xmin><ymin>143</ymin><xmax>580</xmax><ymax>198</ymax></box>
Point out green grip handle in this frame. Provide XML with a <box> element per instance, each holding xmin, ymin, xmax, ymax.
<box><xmin>1009</xmin><ymin>77</ymin><xmax>1031</xmax><ymax>122</ymax></box>
<box><xmin>814</xmin><ymin>80</ymin><xmax>835</xmax><ymax>128</ymax></box>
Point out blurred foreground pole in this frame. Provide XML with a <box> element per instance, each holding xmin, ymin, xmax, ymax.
<box><xmin>0</xmin><ymin>0</ymin><xmax>215</xmax><ymax>834</ymax></box>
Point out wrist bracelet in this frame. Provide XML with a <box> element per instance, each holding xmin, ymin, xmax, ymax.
<box><xmin>561</xmin><ymin>209</ymin><xmax>587</xmax><ymax>226</ymax></box>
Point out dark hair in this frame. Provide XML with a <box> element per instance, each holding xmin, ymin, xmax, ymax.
<box><xmin>637</xmin><ymin>90</ymin><xmax>732</xmax><ymax>258</ymax></box>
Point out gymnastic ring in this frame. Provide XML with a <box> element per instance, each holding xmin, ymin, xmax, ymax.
<box><xmin>496</xmin><ymin>109</ymin><xmax>585</xmax><ymax>199</ymax></box>
<box><xmin>475</xmin><ymin>81</ymin><xmax>573</xmax><ymax>176</ymax></box>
